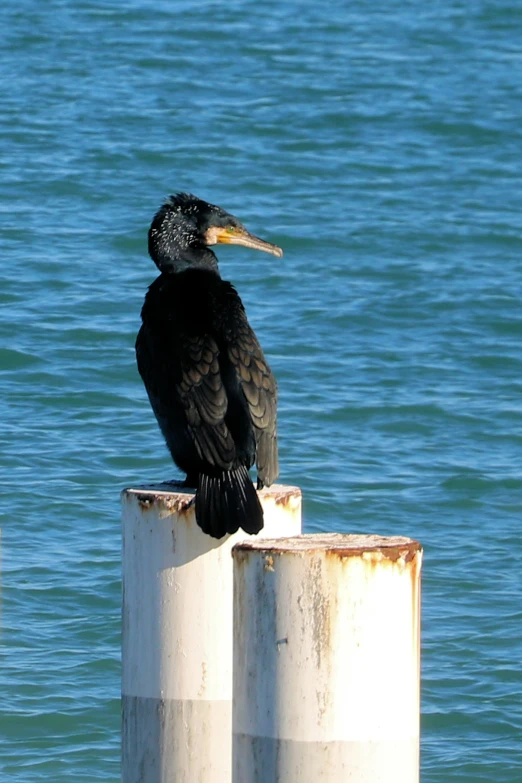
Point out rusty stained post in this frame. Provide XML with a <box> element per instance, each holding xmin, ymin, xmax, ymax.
<box><xmin>121</xmin><ymin>484</ymin><xmax>302</xmax><ymax>783</ymax></box>
<box><xmin>232</xmin><ymin>533</ymin><xmax>422</xmax><ymax>783</ymax></box>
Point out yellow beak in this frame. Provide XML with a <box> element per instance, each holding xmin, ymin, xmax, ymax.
<box><xmin>207</xmin><ymin>226</ymin><xmax>283</xmax><ymax>258</ymax></box>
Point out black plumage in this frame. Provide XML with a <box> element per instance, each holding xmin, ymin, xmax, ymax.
<box><xmin>136</xmin><ymin>193</ymin><xmax>281</xmax><ymax>538</ymax></box>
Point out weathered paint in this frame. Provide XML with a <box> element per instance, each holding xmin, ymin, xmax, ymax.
<box><xmin>122</xmin><ymin>696</ymin><xmax>231</xmax><ymax>783</ymax></box>
<box><xmin>122</xmin><ymin>483</ymin><xmax>302</xmax><ymax>783</ymax></box>
<box><xmin>232</xmin><ymin>534</ymin><xmax>423</xmax><ymax>783</ymax></box>
<box><xmin>235</xmin><ymin>532</ymin><xmax>421</xmax><ymax>561</ymax></box>
<box><xmin>234</xmin><ymin>735</ymin><xmax>420</xmax><ymax>782</ymax></box>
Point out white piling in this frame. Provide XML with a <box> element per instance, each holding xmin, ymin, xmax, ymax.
<box><xmin>232</xmin><ymin>533</ymin><xmax>423</xmax><ymax>783</ymax></box>
<box><xmin>121</xmin><ymin>483</ymin><xmax>302</xmax><ymax>783</ymax></box>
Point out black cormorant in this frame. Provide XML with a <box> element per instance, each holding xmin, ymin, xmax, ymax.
<box><xmin>136</xmin><ymin>193</ymin><xmax>282</xmax><ymax>539</ymax></box>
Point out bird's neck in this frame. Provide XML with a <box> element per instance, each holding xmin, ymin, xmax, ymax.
<box><xmin>156</xmin><ymin>245</ymin><xmax>220</xmax><ymax>275</ymax></box>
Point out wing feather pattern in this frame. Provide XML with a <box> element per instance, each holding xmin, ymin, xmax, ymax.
<box><xmin>177</xmin><ymin>332</ymin><xmax>237</xmax><ymax>468</ymax></box>
<box><xmin>224</xmin><ymin>301</ymin><xmax>279</xmax><ymax>487</ymax></box>
<box><xmin>137</xmin><ymin>270</ymin><xmax>278</xmax><ymax>503</ymax></box>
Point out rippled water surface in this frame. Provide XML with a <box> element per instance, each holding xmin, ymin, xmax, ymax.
<box><xmin>2</xmin><ymin>1</ymin><xmax>522</xmax><ymax>780</ymax></box>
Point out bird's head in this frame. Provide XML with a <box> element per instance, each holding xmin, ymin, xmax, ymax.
<box><xmin>148</xmin><ymin>192</ymin><xmax>283</xmax><ymax>273</ymax></box>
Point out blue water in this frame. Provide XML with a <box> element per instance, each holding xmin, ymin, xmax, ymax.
<box><xmin>2</xmin><ymin>1</ymin><xmax>522</xmax><ymax>780</ymax></box>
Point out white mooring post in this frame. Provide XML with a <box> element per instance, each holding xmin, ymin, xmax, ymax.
<box><xmin>232</xmin><ymin>533</ymin><xmax>423</xmax><ymax>783</ymax></box>
<box><xmin>121</xmin><ymin>483</ymin><xmax>302</xmax><ymax>783</ymax></box>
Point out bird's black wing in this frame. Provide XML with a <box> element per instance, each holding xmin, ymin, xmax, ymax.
<box><xmin>136</xmin><ymin>273</ymin><xmax>242</xmax><ymax>473</ymax></box>
<box><xmin>176</xmin><ymin>331</ymin><xmax>238</xmax><ymax>469</ymax></box>
<box><xmin>137</xmin><ymin>274</ymin><xmax>277</xmax><ymax>484</ymax></box>
<box><xmin>225</xmin><ymin>304</ymin><xmax>279</xmax><ymax>487</ymax></box>
<box><xmin>137</xmin><ymin>323</ymin><xmax>240</xmax><ymax>471</ymax></box>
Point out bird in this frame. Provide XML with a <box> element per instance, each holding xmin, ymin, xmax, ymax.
<box><xmin>136</xmin><ymin>192</ymin><xmax>282</xmax><ymax>539</ymax></box>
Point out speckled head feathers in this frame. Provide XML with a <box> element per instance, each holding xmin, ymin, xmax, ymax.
<box><xmin>158</xmin><ymin>193</ymin><xmax>242</xmax><ymax>237</ymax></box>
<box><xmin>147</xmin><ymin>192</ymin><xmax>283</xmax><ymax>274</ymax></box>
<box><xmin>148</xmin><ymin>193</ymin><xmax>241</xmax><ymax>273</ymax></box>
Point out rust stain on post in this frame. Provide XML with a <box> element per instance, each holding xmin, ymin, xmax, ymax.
<box><xmin>270</xmin><ymin>487</ymin><xmax>302</xmax><ymax>507</ymax></box>
<box><xmin>341</xmin><ymin>543</ymin><xmax>420</xmax><ymax>565</ymax></box>
<box><xmin>234</xmin><ymin>533</ymin><xmax>422</xmax><ymax>563</ymax></box>
<box><xmin>410</xmin><ymin>549</ymin><xmax>423</xmax><ymax>663</ymax></box>
<box><xmin>122</xmin><ymin>487</ymin><xmax>195</xmax><ymax>516</ymax></box>
<box><xmin>124</xmin><ymin>482</ymin><xmax>300</xmax><ymax>517</ymax></box>
<box><xmin>135</xmin><ymin>495</ymin><xmax>154</xmax><ymax>511</ymax></box>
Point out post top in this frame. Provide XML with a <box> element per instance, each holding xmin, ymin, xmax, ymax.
<box><xmin>121</xmin><ymin>482</ymin><xmax>301</xmax><ymax>513</ymax></box>
<box><xmin>233</xmin><ymin>533</ymin><xmax>422</xmax><ymax>562</ymax></box>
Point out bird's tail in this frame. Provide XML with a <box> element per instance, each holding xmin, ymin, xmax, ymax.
<box><xmin>196</xmin><ymin>466</ymin><xmax>264</xmax><ymax>539</ymax></box>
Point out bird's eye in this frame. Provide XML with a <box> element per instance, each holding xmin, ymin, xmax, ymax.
<box><xmin>227</xmin><ymin>226</ymin><xmax>236</xmax><ymax>234</ymax></box>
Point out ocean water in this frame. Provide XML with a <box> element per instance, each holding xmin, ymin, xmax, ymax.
<box><xmin>1</xmin><ymin>0</ymin><xmax>521</xmax><ymax>780</ymax></box>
